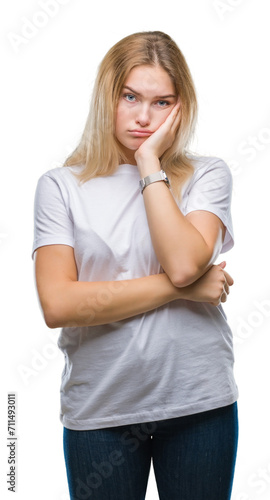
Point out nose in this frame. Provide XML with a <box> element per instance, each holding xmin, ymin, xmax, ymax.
<box><xmin>135</xmin><ymin>104</ymin><xmax>151</xmax><ymax>127</ymax></box>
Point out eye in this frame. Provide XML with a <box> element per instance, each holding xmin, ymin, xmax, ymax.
<box><xmin>123</xmin><ymin>93</ymin><xmax>137</xmax><ymax>102</ymax></box>
<box><xmin>156</xmin><ymin>100</ymin><xmax>171</xmax><ymax>107</ymax></box>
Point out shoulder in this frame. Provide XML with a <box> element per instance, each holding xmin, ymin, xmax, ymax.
<box><xmin>37</xmin><ymin>164</ymin><xmax>84</xmax><ymax>185</ymax></box>
<box><xmin>35</xmin><ymin>165</ymin><xmax>85</xmax><ymax>199</ymax></box>
<box><xmin>34</xmin><ymin>165</ymin><xmax>85</xmax><ymax>211</ymax></box>
<box><xmin>186</xmin><ymin>153</ymin><xmax>232</xmax><ymax>183</ymax></box>
<box><xmin>183</xmin><ymin>154</ymin><xmax>233</xmax><ymax>196</ymax></box>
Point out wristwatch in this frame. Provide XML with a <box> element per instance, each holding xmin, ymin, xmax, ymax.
<box><xmin>139</xmin><ymin>170</ymin><xmax>170</xmax><ymax>194</ymax></box>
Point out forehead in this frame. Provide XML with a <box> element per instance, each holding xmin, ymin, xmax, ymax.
<box><xmin>123</xmin><ymin>65</ymin><xmax>175</xmax><ymax>96</ymax></box>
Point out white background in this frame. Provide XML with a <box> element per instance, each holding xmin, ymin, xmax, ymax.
<box><xmin>1</xmin><ymin>0</ymin><xmax>270</xmax><ymax>499</ymax></box>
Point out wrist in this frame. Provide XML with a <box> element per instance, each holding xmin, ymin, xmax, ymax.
<box><xmin>161</xmin><ymin>273</ymin><xmax>186</xmax><ymax>301</ymax></box>
<box><xmin>135</xmin><ymin>153</ymin><xmax>160</xmax><ymax>177</ymax></box>
<box><xmin>139</xmin><ymin>170</ymin><xmax>170</xmax><ymax>194</ymax></box>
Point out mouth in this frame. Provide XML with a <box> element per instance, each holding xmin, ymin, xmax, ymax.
<box><xmin>128</xmin><ymin>129</ymin><xmax>153</xmax><ymax>137</ymax></box>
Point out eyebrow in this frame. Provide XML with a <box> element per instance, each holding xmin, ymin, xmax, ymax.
<box><xmin>123</xmin><ymin>86</ymin><xmax>176</xmax><ymax>99</ymax></box>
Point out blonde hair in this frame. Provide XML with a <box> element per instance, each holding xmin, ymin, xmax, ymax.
<box><xmin>63</xmin><ymin>31</ymin><xmax>198</xmax><ymax>200</ymax></box>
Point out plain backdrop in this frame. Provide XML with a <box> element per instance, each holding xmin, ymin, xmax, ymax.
<box><xmin>1</xmin><ymin>1</ymin><xmax>270</xmax><ymax>499</ymax></box>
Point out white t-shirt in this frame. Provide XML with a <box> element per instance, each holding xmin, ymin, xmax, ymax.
<box><xmin>32</xmin><ymin>154</ymin><xmax>239</xmax><ymax>430</ymax></box>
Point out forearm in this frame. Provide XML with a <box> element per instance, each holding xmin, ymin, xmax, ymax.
<box><xmin>41</xmin><ymin>260</ymin><xmax>230</xmax><ymax>328</ymax></box>
<box><xmin>44</xmin><ymin>273</ymin><xmax>185</xmax><ymax>328</ymax></box>
<box><xmin>137</xmin><ymin>156</ymin><xmax>213</xmax><ymax>286</ymax></box>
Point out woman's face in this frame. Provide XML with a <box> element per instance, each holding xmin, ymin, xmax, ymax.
<box><xmin>115</xmin><ymin>65</ymin><xmax>178</xmax><ymax>164</ymax></box>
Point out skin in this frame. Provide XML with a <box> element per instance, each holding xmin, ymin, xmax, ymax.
<box><xmin>34</xmin><ymin>65</ymin><xmax>234</xmax><ymax>328</ymax></box>
<box><xmin>35</xmin><ymin>246</ymin><xmax>233</xmax><ymax>328</ymax></box>
<box><xmin>115</xmin><ymin>65</ymin><xmax>179</xmax><ymax>164</ymax></box>
<box><xmin>115</xmin><ymin>64</ymin><xmax>229</xmax><ymax>288</ymax></box>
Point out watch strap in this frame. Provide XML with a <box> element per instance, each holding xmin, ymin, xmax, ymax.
<box><xmin>139</xmin><ymin>170</ymin><xmax>170</xmax><ymax>194</ymax></box>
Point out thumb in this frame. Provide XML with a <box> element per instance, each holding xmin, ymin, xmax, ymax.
<box><xmin>217</xmin><ymin>261</ymin><xmax>226</xmax><ymax>269</ymax></box>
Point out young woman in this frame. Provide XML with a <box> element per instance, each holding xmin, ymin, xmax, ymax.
<box><xmin>32</xmin><ymin>31</ymin><xmax>238</xmax><ymax>500</ymax></box>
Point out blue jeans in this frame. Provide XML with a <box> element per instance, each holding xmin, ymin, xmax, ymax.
<box><xmin>63</xmin><ymin>402</ymin><xmax>238</xmax><ymax>500</ymax></box>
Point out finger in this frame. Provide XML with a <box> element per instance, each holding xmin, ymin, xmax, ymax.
<box><xmin>172</xmin><ymin>102</ymin><xmax>181</xmax><ymax>120</ymax></box>
<box><xmin>221</xmin><ymin>291</ymin><xmax>227</xmax><ymax>303</ymax></box>
<box><xmin>170</xmin><ymin>104</ymin><xmax>181</xmax><ymax>132</ymax></box>
<box><xmin>216</xmin><ymin>261</ymin><xmax>226</xmax><ymax>269</ymax></box>
<box><xmin>156</xmin><ymin>104</ymin><xmax>180</xmax><ymax>134</ymax></box>
<box><xmin>223</xmin><ymin>270</ymin><xmax>234</xmax><ymax>286</ymax></box>
<box><xmin>224</xmin><ymin>281</ymin><xmax>230</xmax><ymax>294</ymax></box>
<box><xmin>168</xmin><ymin>100</ymin><xmax>181</xmax><ymax>117</ymax></box>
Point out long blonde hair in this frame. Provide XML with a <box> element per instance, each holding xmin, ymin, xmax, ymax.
<box><xmin>63</xmin><ymin>31</ymin><xmax>198</xmax><ymax>200</ymax></box>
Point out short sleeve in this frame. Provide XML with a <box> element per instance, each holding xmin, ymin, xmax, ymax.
<box><xmin>183</xmin><ymin>158</ymin><xmax>234</xmax><ymax>253</ymax></box>
<box><xmin>32</xmin><ymin>173</ymin><xmax>74</xmax><ymax>259</ymax></box>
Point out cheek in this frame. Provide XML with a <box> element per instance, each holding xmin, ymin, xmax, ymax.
<box><xmin>115</xmin><ymin>105</ymin><xmax>128</xmax><ymax>133</ymax></box>
<box><xmin>150</xmin><ymin>108</ymin><xmax>173</xmax><ymax>131</ymax></box>
<box><xmin>159</xmin><ymin>108</ymin><xmax>172</xmax><ymax>125</ymax></box>
<box><xmin>117</xmin><ymin>104</ymin><xmax>130</xmax><ymax>121</ymax></box>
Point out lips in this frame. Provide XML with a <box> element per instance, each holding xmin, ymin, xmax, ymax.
<box><xmin>128</xmin><ymin>129</ymin><xmax>153</xmax><ymax>137</ymax></box>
